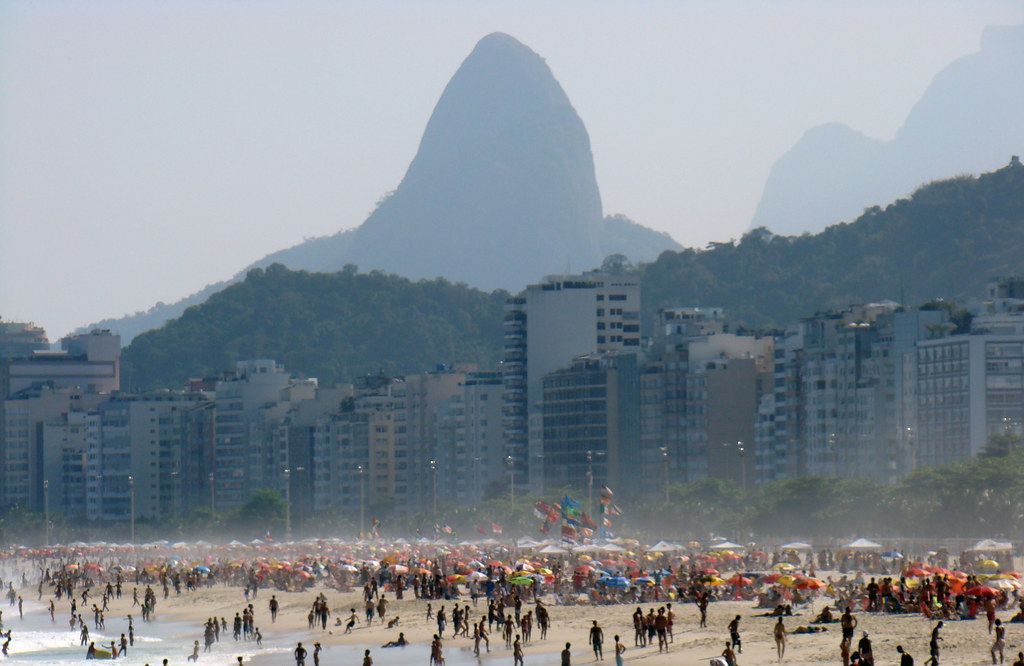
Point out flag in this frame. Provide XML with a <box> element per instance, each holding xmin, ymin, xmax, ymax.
<box><xmin>534</xmin><ymin>500</ymin><xmax>551</xmax><ymax>520</ymax></box>
<box><xmin>491</xmin><ymin>522</ymin><xmax>503</xmax><ymax>534</ymax></box>
<box><xmin>600</xmin><ymin>486</ymin><xmax>614</xmax><ymax>505</ymax></box>
<box><xmin>607</xmin><ymin>504</ymin><xmax>623</xmax><ymax>516</ymax></box>
<box><xmin>603</xmin><ymin>517</ymin><xmax>613</xmax><ymax>527</ymax></box>
<box><xmin>539</xmin><ymin>521</ymin><xmax>550</xmax><ymax>535</ymax></box>
<box><xmin>561</xmin><ymin>495</ymin><xmax>582</xmax><ymax>520</ymax></box>
<box><xmin>476</xmin><ymin>525</ymin><xmax>487</xmax><ymax>536</ymax></box>
<box><xmin>581</xmin><ymin>512</ymin><xmax>597</xmax><ymax>530</ymax></box>
<box><xmin>442</xmin><ymin>525</ymin><xmax>453</xmax><ymax>534</ymax></box>
<box><xmin>579</xmin><ymin>527</ymin><xmax>594</xmax><ymax>538</ymax></box>
<box><xmin>561</xmin><ymin>524</ymin><xmax>577</xmax><ymax>542</ymax></box>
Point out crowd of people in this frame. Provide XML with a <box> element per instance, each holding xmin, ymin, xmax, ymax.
<box><xmin>0</xmin><ymin>537</ymin><xmax>1022</xmax><ymax>664</ymax></box>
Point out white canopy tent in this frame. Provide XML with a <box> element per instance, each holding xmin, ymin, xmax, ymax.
<box><xmin>844</xmin><ymin>538</ymin><xmax>883</xmax><ymax>551</ymax></box>
<box><xmin>711</xmin><ymin>541</ymin><xmax>745</xmax><ymax>550</ymax></box>
<box><xmin>970</xmin><ymin>539</ymin><xmax>1013</xmax><ymax>552</ymax></box>
<box><xmin>781</xmin><ymin>542</ymin><xmax>813</xmax><ymax>551</ymax></box>
<box><xmin>538</xmin><ymin>544</ymin><xmax>569</xmax><ymax>554</ymax></box>
<box><xmin>648</xmin><ymin>541</ymin><xmax>682</xmax><ymax>553</ymax></box>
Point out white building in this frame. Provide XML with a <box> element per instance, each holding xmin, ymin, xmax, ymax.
<box><xmin>502</xmin><ymin>272</ymin><xmax>641</xmax><ymax>492</ymax></box>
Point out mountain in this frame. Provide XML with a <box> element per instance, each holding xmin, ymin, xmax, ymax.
<box><xmin>751</xmin><ymin>24</ymin><xmax>1024</xmax><ymax>236</ymax></box>
<box><xmin>122</xmin><ymin>265</ymin><xmax>507</xmax><ymax>391</ymax></box>
<box><xmin>81</xmin><ymin>32</ymin><xmax>678</xmax><ymax>344</ymax></box>
<box><xmin>645</xmin><ymin>157</ymin><xmax>1024</xmax><ymax>327</ymax></box>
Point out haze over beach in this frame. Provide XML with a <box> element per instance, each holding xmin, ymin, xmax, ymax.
<box><xmin>5</xmin><ymin>2</ymin><xmax>1024</xmax><ymax>666</ymax></box>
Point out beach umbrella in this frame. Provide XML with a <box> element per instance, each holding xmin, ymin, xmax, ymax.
<box><xmin>390</xmin><ymin>564</ymin><xmax>409</xmax><ymax>575</ymax></box>
<box><xmin>777</xmin><ymin>575</ymin><xmax>798</xmax><ymax>588</ymax></box>
<box><xmin>966</xmin><ymin>585</ymin><xmax>1000</xmax><ymax>598</ymax></box>
<box><xmin>339</xmin><ymin>564</ymin><xmax>358</xmax><ymax>572</ymax></box>
<box><xmin>978</xmin><ymin>559</ymin><xmax>1000</xmax><ymax>570</ymax></box>
<box><xmin>633</xmin><ymin>576</ymin><xmax>656</xmax><ymax>586</ymax></box>
<box><xmin>509</xmin><ymin>576</ymin><xmax>534</xmax><ymax>586</ymax></box>
<box><xmin>759</xmin><ymin>572</ymin><xmax>783</xmax><ymax>584</ymax></box>
<box><xmin>194</xmin><ymin>565</ymin><xmax>211</xmax><ymax>573</ymax></box>
<box><xmin>881</xmin><ymin>550</ymin><xmax>904</xmax><ymax>559</ymax></box>
<box><xmin>796</xmin><ymin>578</ymin><xmax>826</xmax><ymax>590</ymax></box>
<box><xmin>602</xmin><ymin>576</ymin><xmax>630</xmax><ymax>588</ymax></box>
<box><xmin>728</xmin><ymin>575</ymin><xmax>753</xmax><ymax>586</ymax></box>
<box><xmin>772</xmin><ymin>562</ymin><xmax>795</xmax><ymax>571</ymax></box>
<box><xmin>466</xmin><ymin>571</ymin><xmax>488</xmax><ymax>582</ymax></box>
<box><xmin>904</xmin><ymin>567</ymin><xmax>931</xmax><ymax>578</ymax></box>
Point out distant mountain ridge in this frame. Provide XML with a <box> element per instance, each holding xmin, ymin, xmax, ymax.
<box><xmin>126</xmin><ymin>161</ymin><xmax>1024</xmax><ymax>391</ymax></box>
<box><xmin>751</xmin><ymin>24</ymin><xmax>1024</xmax><ymax>236</ymax></box>
<box><xmin>646</xmin><ymin>157</ymin><xmax>1024</xmax><ymax>327</ymax></box>
<box><xmin>80</xmin><ymin>32</ymin><xmax>679</xmax><ymax>344</ymax></box>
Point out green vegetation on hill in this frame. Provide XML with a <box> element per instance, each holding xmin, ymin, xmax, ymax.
<box><xmin>642</xmin><ymin>158</ymin><xmax>1024</xmax><ymax>327</ymax></box>
<box><xmin>122</xmin><ymin>265</ymin><xmax>508</xmax><ymax>390</ymax></box>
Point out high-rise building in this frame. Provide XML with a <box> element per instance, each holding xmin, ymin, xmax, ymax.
<box><xmin>435</xmin><ymin>371</ymin><xmax>505</xmax><ymax>505</ymax></box>
<box><xmin>540</xmin><ymin>352</ymin><xmax>640</xmax><ymax>503</ymax></box>
<box><xmin>502</xmin><ymin>272</ymin><xmax>641</xmax><ymax>492</ymax></box>
<box><xmin>85</xmin><ymin>392</ymin><xmax>214</xmax><ymax>522</ymax></box>
<box><xmin>213</xmin><ymin>360</ymin><xmax>292</xmax><ymax>509</ymax></box>
<box><xmin>1</xmin><ymin>329</ymin><xmax>120</xmax><ymax>398</ymax></box>
<box><xmin>0</xmin><ymin>320</ymin><xmax>49</xmax><ymax>360</ymax></box>
<box><xmin>641</xmin><ymin>308</ymin><xmax>772</xmax><ymax>488</ymax></box>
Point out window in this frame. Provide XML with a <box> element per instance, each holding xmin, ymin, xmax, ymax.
<box><xmin>597</xmin><ymin>335</ymin><xmax>606</xmax><ymax>344</ymax></box>
<box><xmin>596</xmin><ymin>308</ymin><xmax>605</xmax><ymax>317</ymax></box>
<box><xmin>609</xmin><ymin>294</ymin><xmax>627</xmax><ymax>301</ymax></box>
<box><xmin>596</xmin><ymin>294</ymin><xmax>604</xmax><ymax>301</ymax></box>
<box><xmin>597</xmin><ymin>322</ymin><xmax>606</xmax><ymax>330</ymax></box>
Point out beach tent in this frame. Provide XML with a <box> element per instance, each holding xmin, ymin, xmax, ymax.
<box><xmin>844</xmin><ymin>538</ymin><xmax>883</xmax><ymax>550</ymax></box>
<box><xmin>648</xmin><ymin>541</ymin><xmax>682</xmax><ymax>552</ymax></box>
<box><xmin>596</xmin><ymin>543</ymin><xmax>626</xmax><ymax>553</ymax></box>
<box><xmin>781</xmin><ymin>542</ymin><xmax>812</xmax><ymax>551</ymax></box>
<box><xmin>539</xmin><ymin>544</ymin><xmax>568</xmax><ymax>555</ymax></box>
<box><xmin>711</xmin><ymin>541</ymin><xmax>745</xmax><ymax>550</ymax></box>
<box><xmin>970</xmin><ymin>539</ymin><xmax>1013</xmax><ymax>552</ymax></box>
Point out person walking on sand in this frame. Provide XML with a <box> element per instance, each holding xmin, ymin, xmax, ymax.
<box><xmin>728</xmin><ymin>615</ymin><xmax>742</xmax><ymax>654</ymax></box>
<box><xmin>773</xmin><ymin>617</ymin><xmax>786</xmax><ymax>662</ymax></box>
<box><xmin>362</xmin><ymin>649</ymin><xmax>372</xmax><ymax>666</ymax></box>
<box><xmin>294</xmin><ymin>642</ymin><xmax>307</xmax><ymax>666</ymax></box>
<box><xmin>1012</xmin><ymin>651</ymin><xmax>1024</xmax><ymax>666</ymax></box>
<box><xmin>614</xmin><ymin>635</ymin><xmax>626</xmax><ymax>666</ymax></box>
<box><xmin>589</xmin><ymin>621</ymin><xmax>604</xmax><ymax>661</ymax></box>
<box><xmin>561</xmin><ymin>642</ymin><xmax>572</xmax><ymax>666</ymax></box>
<box><xmin>993</xmin><ymin>619</ymin><xmax>1006</xmax><ymax>664</ymax></box>
<box><xmin>930</xmin><ymin>621</ymin><xmax>943</xmax><ymax>663</ymax></box>
<box><xmin>897</xmin><ymin>645</ymin><xmax>913</xmax><ymax>666</ymax></box>
<box><xmin>513</xmin><ymin>634</ymin><xmax>524</xmax><ymax>666</ymax></box>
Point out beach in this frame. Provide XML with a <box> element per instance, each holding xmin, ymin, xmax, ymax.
<box><xmin>4</xmin><ymin>577</ymin><xmax>1022</xmax><ymax>666</ymax></box>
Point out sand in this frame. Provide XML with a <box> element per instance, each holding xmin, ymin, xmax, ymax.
<box><xmin>41</xmin><ymin>581</ymin><xmax>1014</xmax><ymax>666</ymax></box>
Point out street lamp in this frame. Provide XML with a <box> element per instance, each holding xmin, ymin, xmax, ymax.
<box><xmin>585</xmin><ymin>450</ymin><xmax>606</xmax><ymax>516</ymax></box>
<box><xmin>659</xmin><ymin>447</ymin><xmax>669</xmax><ymax>505</ymax></box>
<box><xmin>429</xmin><ymin>460</ymin><xmax>438</xmax><ymax>518</ymax></box>
<box><xmin>722</xmin><ymin>441</ymin><xmax>747</xmax><ymax>491</ymax></box>
<box><xmin>357</xmin><ymin>464</ymin><xmax>365</xmax><ymax>539</ymax></box>
<box><xmin>43</xmin><ymin>479</ymin><xmax>50</xmax><ymax>546</ymax></box>
<box><xmin>283</xmin><ymin>468</ymin><xmax>291</xmax><ymax>542</ymax></box>
<box><xmin>506</xmin><ymin>455</ymin><xmax>515</xmax><ymax>505</ymax></box>
<box><xmin>208</xmin><ymin>472</ymin><xmax>215</xmax><ymax>513</ymax></box>
<box><xmin>128</xmin><ymin>475</ymin><xmax>136</xmax><ymax>544</ymax></box>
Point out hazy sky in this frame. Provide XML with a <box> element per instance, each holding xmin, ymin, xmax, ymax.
<box><xmin>2</xmin><ymin>0</ymin><xmax>1022</xmax><ymax>338</ymax></box>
